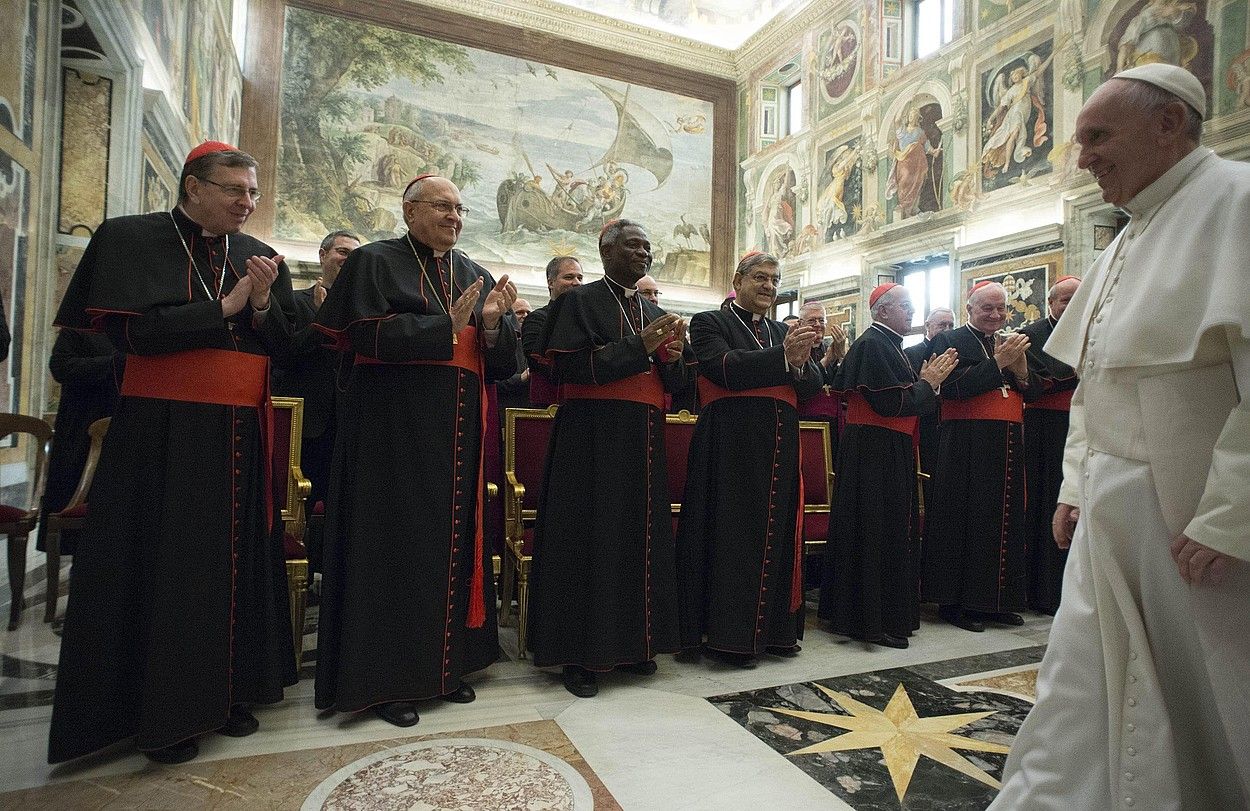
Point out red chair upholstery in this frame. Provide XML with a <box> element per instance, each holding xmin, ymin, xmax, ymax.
<box><xmin>1</xmin><ymin>413</ymin><xmax>53</xmax><ymax>631</ymax></box>
<box><xmin>271</xmin><ymin>397</ymin><xmax>312</xmax><ymax>672</ymax></box>
<box><xmin>43</xmin><ymin>417</ymin><xmax>110</xmax><ymax>623</ymax></box>
<box><xmin>664</xmin><ymin>410</ymin><xmax>698</xmax><ymax>519</ymax></box>
<box><xmin>799</xmin><ymin>420</ymin><xmax>834</xmax><ymax>556</ymax></box>
<box><xmin>501</xmin><ymin>405</ymin><xmax>558</xmax><ymax>657</ymax></box>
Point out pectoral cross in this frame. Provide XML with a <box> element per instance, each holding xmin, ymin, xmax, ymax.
<box><xmin>1000</xmin><ymin>383</ymin><xmax>1009</xmax><ymax>398</ymax></box>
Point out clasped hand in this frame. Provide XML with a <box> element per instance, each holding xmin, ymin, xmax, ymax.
<box><xmin>783</xmin><ymin>322</ymin><xmax>819</xmax><ymax>368</ymax></box>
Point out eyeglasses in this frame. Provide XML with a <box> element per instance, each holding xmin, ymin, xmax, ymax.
<box><xmin>411</xmin><ymin>199</ymin><xmax>471</xmax><ymax>216</ymax></box>
<box><xmin>745</xmin><ymin>272</ymin><xmax>782</xmax><ymax>286</ymax></box>
<box><xmin>199</xmin><ymin>177</ymin><xmax>262</xmax><ymax>201</ymax></box>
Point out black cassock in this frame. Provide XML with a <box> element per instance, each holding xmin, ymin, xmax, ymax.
<box><xmin>903</xmin><ymin>337</ymin><xmax>940</xmax><ymax>517</ymax></box>
<box><xmin>820</xmin><ymin>324</ymin><xmax>937</xmax><ymax>639</ymax></box>
<box><xmin>676</xmin><ymin>306</ymin><xmax>821</xmax><ymax>653</ymax></box>
<box><xmin>922</xmin><ymin>324</ymin><xmax>1036</xmax><ymax>613</ymax></box>
<box><xmin>48</xmin><ymin>208</ymin><xmax>297</xmax><ymax>762</ymax></box>
<box><xmin>37</xmin><ymin>329</ymin><xmax>121</xmax><ymax>556</ymax></box>
<box><xmin>527</xmin><ymin>279</ymin><xmax>690</xmax><ymax>669</ymax></box>
<box><xmin>314</xmin><ymin>236</ymin><xmax>515</xmax><ymax>712</ymax></box>
<box><xmin>1020</xmin><ymin>315</ymin><xmax>1077</xmax><ymax>614</ymax></box>
<box><xmin>521</xmin><ymin>304</ymin><xmax>558</xmax><ymax>407</ymax></box>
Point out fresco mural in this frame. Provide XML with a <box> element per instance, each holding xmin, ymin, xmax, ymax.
<box><xmin>815</xmin><ymin>136</ymin><xmax>862</xmax><ymax>243</ymax></box>
<box><xmin>545</xmin><ymin>0</ymin><xmax>805</xmax><ymax>48</ymax></box>
<box><xmin>758</xmin><ymin>164</ymin><xmax>797</xmax><ymax>258</ymax></box>
<box><xmin>142</xmin><ymin>152</ymin><xmax>175</xmax><ymax>214</ymax></box>
<box><xmin>979</xmin><ymin>40</ymin><xmax>1056</xmax><ymax>193</ymax></box>
<box><xmin>0</xmin><ymin>0</ymin><xmax>37</xmax><ymax>146</ymax></box>
<box><xmin>277</xmin><ymin>6</ymin><xmax>714</xmax><ymax>287</ymax></box>
<box><xmin>979</xmin><ymin>0</ymin><xmax>1038</xmax><ymax>29</ymax></box>
<box><xmin>1228</xmin><ymin>47</ymin><xmax>1250</xmax><ymax>110</ymax></box>
<box><xmin>1108</xmin><ymin>0</ymin><xmax>1214</xmax><ymax>113</ymax></box>
<box><xmin>886</xmin><ymin>100</ymin><xmax>944</xmax><ymax>221</ymax></box>
<box><xmin>815</xmin><ymin>20</ymin><xmax>860</xmax><ymax>118</ymax></box>
<box><xmin>142</xmin><ymin>0</ymin><xmax>186</xmax><ymax>91</ymax></box>
<box><xmin>183</xmin><ymin>2</ymin><xmax>240</xmax><ymax>144</ymax></box>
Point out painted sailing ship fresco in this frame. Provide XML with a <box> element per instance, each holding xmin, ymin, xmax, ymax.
<box><xmin>278</xmin><ymin>7</ymin><xmax>713</xmax><ymax>287</ymax></box>
<box><xmin>497</xmin><ymin>82</ymin><xmax>674</xmax><ymax>235</ymax></box>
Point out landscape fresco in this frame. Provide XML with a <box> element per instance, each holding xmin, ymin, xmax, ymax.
<box><xmin>277</xmin><ymin>7</ymin><xmax>714</xmax><ymax>287</ymax></box>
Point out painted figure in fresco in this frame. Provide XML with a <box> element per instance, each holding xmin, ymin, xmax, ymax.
<box><xmin>819</xmin><ymin>22</ymin><xmax>859</xmax><ymax>101</ymax></box>
<box><xmin>762</xmin><ymin>169</ymin><xmax>796</xmax><ymax>257</ymax></box>
<box><xmin>981</xmin><ymin>50</ymin><xmax>1057</xmax><ymax>180</ymax></box>
<box><xmin>817</xmin><ymin>142</ymin><xmax>861</xmax><ymax>241</ymax></box>
<box><xmin>887</xmin><ymin>106</ymin><xmax>943</xmax><ymax>219</ymax></box>
<box><xmin>1228</xmin><ymin>49</ymin><xmax>1250</xmax><ymax>108</ymax></box>
<box><xmin>1116</xmin><ymin>0</ymin><xmax>1199</xmax><ymax>71</ymax></box>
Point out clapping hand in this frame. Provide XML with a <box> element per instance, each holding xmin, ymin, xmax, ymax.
<box><xmin>481</xmin><ymin>274</ymin><xmax>518</xmax><ymax>329</ymax></box>
<box><xmin>783</xmin><ymin>322</ymin><xmax>819</xmax><ymax>368</ymax></box>
<box><xmin>919</xmin><ymin>348</ymin><xmax>958</xmax><ymax>388</ymax></box>
<box><xmin>244</xmin><ymin>254</ymin><xmax>282</xmax><ymax>311</ymax></box>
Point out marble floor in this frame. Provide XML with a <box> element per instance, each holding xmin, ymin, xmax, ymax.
<box><xmin>0</xmin><ymin>560</ymin><xmax>1052</xmax><ymax>810</ymax></box>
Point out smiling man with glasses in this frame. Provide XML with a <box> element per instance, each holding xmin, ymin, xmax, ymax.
<box><xmin>49</xmin><ymin>141</ymin><xmax>298</xmax><ymax>766</ymax></box>
<box><xmin>674</xmin><ymin>251</ymin><xmax>824</xmax><ymax>668</ymax></box>
<box><xmin>313</xmin><ymin>173</ymin><xmax>518</xmax><ymax>730</ymax></box>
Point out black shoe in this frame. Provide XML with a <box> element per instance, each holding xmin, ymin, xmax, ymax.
<box><xmin>217</xmin><ymin>706</ymin><xmax>259</xmax><ymax>737</ymax></box>
<box><xmin>875</xmin><ymin>633</ymin><xmax>909</xmax><ymax>649</ymax></box>
<box><xmin>766</xmin><ymin>644</ymin><xmax>801</xmax><ymax>658</ymax></box>
<box><xmin>938</xmin><ymin>605</ymin><xmax>985</xmax><ymax>633</ymax></box>
<box><xmin>562</xmin><ymin>665</ymin><xmax>598</xmax><ymax>698</ymax></box>
<box><xmin>987</xmin><ymin>611</ymin><xmax>1025</xmax><ymax>626</ymax></box>
<box><xmin>674</xmin><ymin>648</ymin><xmax>702</xmax><ymax>664</ymax></box>
<box><xmin>441</xmin><ymin>683</ymin><xmax>476</xmax><ymax>704</ymax></box>
<box><xmin>145</xmin><ymin>739</ymin><xmax>199</xmax><ymax>764</ymax></box>
<box><xmin>374</xmin><ymin>701</ymin><xmax>420</xmax><ymax>727</ymax></box>
<box><xmin>615</xmin><ymin>660</ymin><xmax>658</xmax><ymax>675</ymax></box>
<box><xmin>708</xmin><ymin>649</ymin><xmax>756</xmax><ymax>668</ymax></box>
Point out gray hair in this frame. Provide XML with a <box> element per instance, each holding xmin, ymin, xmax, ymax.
<box><xmin>798</xmin><ymin>300</ymin><xmax>825</xmax><ymax>316</ymax></box>
<box><xmin>924</xmin><ymin>307</ymin><xmax>954</xmax><ymax>325</ymax></box>
<box><xmin>320</xmin><ymin>230</ymin><xmax>360</xmax><ymax>252</ymax></box>
<box><xmin>1113</xmin><ymin>77</ymin><xmax>1203</xmax><ymax>143</ymax></box>
<box><xmin>545</xmin><ymin>255</ymin><xmax>580</xmax><ymax>283</ymax></box>
<box><xmin>870</xmin><ymin>285</ymin><xmax>906</xmax><ymax>318</ymax></box>
<box><xmin>403</xmin><ymin>177</ymin><xmax>430</xmax><ymax>202</ymax></box>
<box><xmin>735</xmin><ymin>252</ymin><xmax>780</xmax><ymax>278</ymax></box>
<box><xmin>599</xmin><ymin>218</ymin><xmax>644</xmax><ymax>252</ymax></box>
<box><xmin>178</xmin><ymin>149</ymin><xmax>258</xmax><ymax>203</ymax></box>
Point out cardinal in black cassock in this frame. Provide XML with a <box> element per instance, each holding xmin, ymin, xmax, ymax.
<box><xmin>1020</xmin><ymin>276</ymin><xmax>1080</xmax><ymax>614</ymax></box>
<box><xmin>313</xmin><ymin>176</ymin><xmax>517</xmax><ymax>729</ymax></box>
<box><xmin>528</xmin><ymin>220</ymin><xmax>691</xmax><ymax>698</ymax></box>
<box><xmin>676</xmin><ymin>252</ymin><xmax>822</xmax><ymax>665</ymax></box>
<box><xmin>922</xmin><ymin>282</ymin><xmax>1038</xmax><ymax>632</ymax></box>
<box><xmin>48</xmin><ymin>143</ymin><xmax>297</xmax><ymax>765</ymax></box>
<box><xmin>819</xmin><ymin>284</ymin><xmax>955</xmax><ymax>648</ymax></box>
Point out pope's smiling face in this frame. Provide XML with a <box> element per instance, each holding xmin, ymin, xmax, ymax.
<box><xmin>1075</xmin><ymin>80</ymin><xmax>1184</xmax><ymax>207</ymax></box>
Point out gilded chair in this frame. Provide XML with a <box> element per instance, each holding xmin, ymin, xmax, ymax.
<box><xmin>664</xmin><ymin>410</ymin><xmax>699</xmax><ymax>533</ymax></box>
<box><xmin>0</xmin><ymin>413</ymin><xmax>53</xmax><ymax>631</ymax></box>
<box><xmin>501</xmin><ymin>404</ymin><xmax>558</xmax><ymax>658</ymax></box>
<box><xmin>271</xmin><ymin>396</ymin><xmax>312</xmax><ymax>672</ymax></box>
<box><xmin>42</xmin><ymin>417</ymin><xmax>110</xmax><ymax>623</ymax></box>
<box><xmin>799</xmin><ymin>420</ymin><xmax>835</xmax><ymax>557</ymax></box>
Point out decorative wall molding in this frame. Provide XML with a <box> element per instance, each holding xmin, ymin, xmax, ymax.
<box><xmin>402</xmin><ymin>0</ymin><xmax>738</xmax><ymax>78</ymax></box>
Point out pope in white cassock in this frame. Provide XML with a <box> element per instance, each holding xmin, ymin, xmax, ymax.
<box><xmin>992</xmin><ymin>64</ymin><xmax>1249</xmax><ymax>809</ymax></box>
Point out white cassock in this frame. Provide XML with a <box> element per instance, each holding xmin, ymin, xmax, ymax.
<box><xmin>992</xmin><ymin>147</ymin><xmax>1250</xmax><ymax>809</ymax></box>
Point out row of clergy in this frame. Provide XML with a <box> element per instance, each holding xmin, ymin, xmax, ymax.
<box><xmin>41</xmin><ymin>141</ymin><xmax>1078</xmax><ymax>769</ymax></box>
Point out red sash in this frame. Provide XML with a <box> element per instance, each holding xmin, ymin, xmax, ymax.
<box><xmin>122</xmin><ymin>348</ymin><xmax>274</xmax><ymax>531</ymax></box>
<box><xmin>941</xmin><ymin>388</ymin><xmax>1024</xmax><ymax>423</ymax></box>
<box><xmin>697</xmin><ymin>377</ymin><xmax>799</xmax><ymax>409</ymax></box>
<box><xmin>1027</xmin><ymin>388</ymin><xmax>1074</xmax><ymax>412</ymax></box>
<box><xmin>354</xmin><ymin>327</ymin><xmax>488</xmax><ymax>628</ymax></box>
<box><xmin>696</xmin><ymin>376</ymin><xmax>805</xmax><ymax>611</ymax></box>
<box><xmin>562</xmin><ymin>369</ymin><xmax>666</xmax><ymax>410</ymax></box>
<box><xmin>845</xmin><ymin>392</ymin><xmax>918</xmax><ymax>436</ymax></box>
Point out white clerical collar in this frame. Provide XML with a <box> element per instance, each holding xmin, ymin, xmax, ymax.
<box><xmin>1122</xmin><ymin>146</ymin><xmax>1211</xmax><ymax>218</ymax></box>
<box><xmin>870</xmin><ymin>321</ymin><xmax>903</xmax><ymax>339</ymax></box>
<box><xmin>175</xmin><ymin>204</ymin><xmax>221</xmax><ymax>238</ymax></box>
<box><xmin>731</xmin><ymin>302</ymin><xmax>763</xmax><ymax>322</ymax></box>
<box><xmin>604</xmin><ymin>274</ymin><xmax>637</xmax><ymax>298</ymax></box>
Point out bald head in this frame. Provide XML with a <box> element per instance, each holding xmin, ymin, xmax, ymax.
<box><xmin>636</xmin><ymin>274</ymin><xmax>660</xmax><ymax>304</ymax></box>
<box><xmin>967</xmin><ymin>282</ymin><xmax>1008</xmax><ymax>334</ymax></box>
<box><xmin>923</xmin><ymin>307</ymin><xmax>955</xmax><ymax>339</ymax></box>
<box><xmin>402</xmin><ymin>176</ymin><xmax>463</xmax><ymax>252</ymax></box>
<box><xmin>512</xmin><ymin>297</ymin><xmax>532</xmax><ymax>325</ymax></box>
<box><xmin>1047</xmin><ymin>277</ymin><xmax>1079</xmax><ymax>320</ymax></box>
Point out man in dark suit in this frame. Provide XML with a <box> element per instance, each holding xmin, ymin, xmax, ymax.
<box><xmin>274</xmin><ymin>230</ymin><xmax>359</xmax><ymax>570</ymax></box>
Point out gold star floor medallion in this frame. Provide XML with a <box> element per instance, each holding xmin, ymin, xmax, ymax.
<box><xmin>772</xmin><ymin>683</ymin><xmax>1010</xmax><ymax>802</ymax></box>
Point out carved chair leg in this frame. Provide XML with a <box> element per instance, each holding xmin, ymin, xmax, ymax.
<box><xmin>7</xmin><ymin>533</ymin><xmax>28</xmax><ymax>631</ymax></box>
<box><xmin>44</xmin><ymin>525</ymin><xmax>61</xmax><ymax>623</ymax></box>
<box><xmin>286</xmin><ymin>559</ymin><xmax>308</xmax><ymax>676</ymax></box>
<box><xmin>499</xmin><ymin>553</ymin><xmax>516</xmax><ymax>625</ymax></box>
<box><xmin>516</xmin><ymin>559</ymin><xmax>530</xmax><ymax>660</ymax></box>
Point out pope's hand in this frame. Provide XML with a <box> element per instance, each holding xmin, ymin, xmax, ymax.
<box><xmin>1052</xmin><ymin>502</ymin><xmax>1079</xmax><ymax>549</ymax></box>
<box><xmin>1170</xmin><ymin>534</ymin><xmax>1235</xmax><ymax>586</ymax></box>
